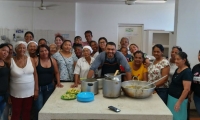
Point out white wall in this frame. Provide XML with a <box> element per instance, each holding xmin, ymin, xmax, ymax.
<box><xmin>0</xmin><ymin>1</ymin><xmax>76</xmax><ymax>43</ymax></box>
<box><xmin>174</xmin><ymin>0</ymin><xmax>200</xmax><ymax>67</ymax></box>
<box><xmin>76</xmin><ymin>3</ymin><xmax>175</xmax><ymax>44</ymax></box>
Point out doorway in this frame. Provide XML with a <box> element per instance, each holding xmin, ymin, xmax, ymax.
<box><xmin>118</xmin><ymin>24</ymin><xmax>143</xmax><ymax>51</ymax></box>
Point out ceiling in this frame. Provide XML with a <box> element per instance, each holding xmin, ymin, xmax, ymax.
<box><xmin>0</xmin><ymin>0</ymin><xmax>175</xmax><ymax>4</ymax></box>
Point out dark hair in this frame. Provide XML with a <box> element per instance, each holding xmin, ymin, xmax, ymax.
<box><xmin>84</xmin><ymin>30</ymin><xmax>93</xmax><ymax>37</ymax></box>
<box><xmin>89</xmin><ymin>40</ymin><xmax>97</xmax><ymax>46</ymax></box>
<box><xmin>120</xmin><ymin>47</ymin><xmax>128</xmax><ymax>51</ymax></box>
<box><xmin>55</xmin><ymin>35</ymin><xmax>64</xmax><ymax>41</ymax></box>
<box><xmin>98</xmin><ymin>37</ymin><xmax>108</xmax><ymax>53</ymax></box>
<box><xmin>134</xmin><ymin>51</ymin><xmax>145</xmax><ymax>63</ymax></box>
<box><xmin>73</xmin><ymin>44</ymin><xmax>83</xmax><ymax>49</ymax></box>
<box><xmin>172</xmin><ymin>46</ymin><xmax>182</xmax><ymax>52</ymax></box>
<box><xmin>177</xmin><ymin>52</ymin><xmax>190</xmax><ymax>69</ymax></box>
<box><xmin>0</xmin><ymin>43</ymin><xmax>10</xmax><ymax>49</ymax></box>
<box><xmin>106</xmin><ymin>42</ymin><xmax>116</xmax><ymax>47</ymax></box>
<box><xmin>61</xmin><ymin>40</ymin><xmax>72</xmax><ymax>49</ymax></box>
<box><xmin>7</xmin><ymin>43</ymin><xmax>13</xmax><ymax>47</ymax></box>
<box><xmin>152</xmin><ymin>44</ymin><xmax>164</xmax><ymax>52</ymax></box>
<box><xmin>74</xmin><ymin>36</ymin><xmax>82</xmax><ymax>41</ymax></box>
<box><xmin>36</xmin><ymin>44</ymin><xmax>51</xmax><ymax>58</ymax></box>
<box><xmin>38</xmin><ymin>38</ymin><xmax>47</xmax><ymax>44</ymax></box>
<box><xmin>129</xmin><ymin>43</ymin><xmax>138</xmax><ymax>48</ymax></box>
<box><xmin>24</xmin><ymin>31</ymin><xmax>34</xmax><ymax>38</ymax></box>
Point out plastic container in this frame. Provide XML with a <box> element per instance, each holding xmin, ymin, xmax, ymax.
<box><xmin>77</xmin><ymin>92</ymin><xmax>94</xmax><ymax>102</ymax></box>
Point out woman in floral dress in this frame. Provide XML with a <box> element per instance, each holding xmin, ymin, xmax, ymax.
<box><xmin>148</xmin><ymin>44</ymin><xmax>170</xmax><ymax>105</ymax></box>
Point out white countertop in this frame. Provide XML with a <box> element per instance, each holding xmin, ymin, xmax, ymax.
<box><xmin>39</xmin><ymin>82</ymin><xmax>172</xmax><ymax>120</ymax></box>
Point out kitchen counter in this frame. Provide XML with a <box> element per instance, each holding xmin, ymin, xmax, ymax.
<box><xmin>39</xmin><ymin>82</ymin><xmax>172</xmax><ymax>120</ymax></box>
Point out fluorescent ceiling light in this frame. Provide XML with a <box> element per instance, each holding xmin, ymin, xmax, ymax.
<box><xmin>134</xmin><ymin>0</ymin><xmax>167</xmax><ymax>3</ymax></box>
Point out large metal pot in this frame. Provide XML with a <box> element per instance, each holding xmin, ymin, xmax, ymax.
<box><xmin>121</xmin><ymin>80</ymin><xmax>156</xmax><ymax>99</ymax></box>
<box><xmin>81</xmin><ymin>79</ymin><xmax>98</xmax><ymax>95</ymax></box>
<box><xmin>103</xmin><ymin>78</ymin><xmax>121</xmax><ymax>98</ymax></box>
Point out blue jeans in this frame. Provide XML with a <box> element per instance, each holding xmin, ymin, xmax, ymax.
<box><xmin>155</xmin><ymin>88</ymin><xmax>169</xmax><ymax>105</ymax></box>
<box><xmin>33</xmin><ymin>83</ymin><xmax>54</xmax><ymax>120</ymax></box>
<box><xmin>0</xmin><ymin>95</ymin><xmax>6</xmax><ymax>118</ymax></box>
<box><xmin>193</xmin><ymin>94</ymin><xmax>200</xmax><ymax>116</ymax></box>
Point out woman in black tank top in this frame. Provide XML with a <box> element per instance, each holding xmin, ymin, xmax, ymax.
<box><xmin>33</xmin><ymin>45</ymin><xmax>63</xmax><ymax>120</ymax></box>
<box><xmin>0</xmin><ymin>43</ymin><xmax>10</xmax><ymax>118</ymax></box>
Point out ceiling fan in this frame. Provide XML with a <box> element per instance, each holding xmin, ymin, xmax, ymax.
<box><xmin>125</xmin><ymin>0</ymin><xmax>167</xmax><ymax>5</ymax></box>
<box><xmin>37</xmin><ymin>0</ymin><xmax>58</xmax><ymax>10</ymax></box>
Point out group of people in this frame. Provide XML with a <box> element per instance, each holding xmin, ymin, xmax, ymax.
<box><xmin>0</xmin><ymin>30</ymin><xmax>199</xmax><ymax>120</ymax></box>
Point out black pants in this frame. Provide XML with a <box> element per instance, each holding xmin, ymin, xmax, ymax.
<box><xmin>155</xmin><ymin>88</ymin><xmax>169</xmax><ymax>105</ymax></box>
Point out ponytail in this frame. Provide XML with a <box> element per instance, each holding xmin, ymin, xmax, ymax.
<box><xmin>185</xmin><ymin>59</ymin><xmax>190</xmax><ymax>69</ymax></box>
<box><xmin>177</xmin><ymin>52</ymin><xmax>190</xmax><ymax>69</ymax></box>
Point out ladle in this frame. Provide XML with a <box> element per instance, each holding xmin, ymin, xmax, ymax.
<box><xmin>138</xmin><ymin>75</ymin><xmax>167</xmax><ymax>90</ymax></box>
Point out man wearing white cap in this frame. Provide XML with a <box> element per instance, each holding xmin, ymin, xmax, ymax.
<box><xmin>87</xmin><ymin>42</ymin><xmax>131</xmax><ymax>80</ymax></box>
<box><xmin>71</xmin><ymin>46</ymin><xmax>95</xmax><ymax>87</ymax></box>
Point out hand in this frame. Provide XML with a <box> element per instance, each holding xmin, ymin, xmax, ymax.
<box><xmin>56</xmin><ymin>83</ymin><xmax>63</xmax><ymax>88</ymax></box>
<box><xmin>8</xmin><ymin>96</ymin><xmax>12</xmax><ymax>104</ymax></box>
<box><xmin>174</xmin><ymin>102</ymin><xmax>181</xmax><ymax>112</ymax></box>
<box><xmin>34</xmin><ymin>90</ymin><xmax>39</xmax><ymax>100</ymax></box>
<box><xmin>71</xmin><ymin>83</ymin><xmax>78</xmax><ymax>88</ymax></box>
<box><xmin>78</xmin><ymin>80</ymin><xmax>81</xmax><ymax>84</ymax></box>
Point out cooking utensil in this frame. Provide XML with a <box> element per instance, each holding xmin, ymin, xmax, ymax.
<box><xmin>114</xmin><ymin>70</ymin><xmax>119</xmax><ymax>76</ymax></box>
<box><xmin>81</xmin><ymin>79</ymin><xmax>98</xmax><ymax>95</ymax></box>
<box><xmin>104</xmin><ymin>73</ymin><xmax>121</xmax><ymax>81</ymax></box>
<box><xmin>103</xmin><ymin>78</ymin><xmax>121</xmax><ymax>98</ymax></box>
<box><xmin>138</xmin><ymin>75</ymin><xmax>167</xmax><ymax>90</ymax></box>
<box><xmin>121</xmin><ymin>80</ymin><xmax>156</xmax><ymax>98</ymax></box>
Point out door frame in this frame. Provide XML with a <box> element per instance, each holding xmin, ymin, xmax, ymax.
<box><xmin>117</xmin><ymin>23</ymin><xmax>144</xmax><ymax>51</ymax></box>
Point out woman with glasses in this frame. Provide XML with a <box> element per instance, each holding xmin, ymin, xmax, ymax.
<box><xmin>98</xmin><ymin>37</ymin><xmax>107</xmax><ymax>53</ymax></box>
<box><xmin>168</xmin><ymin>46</ymin><xmax>182</xmax><ymax>84</ymax></box>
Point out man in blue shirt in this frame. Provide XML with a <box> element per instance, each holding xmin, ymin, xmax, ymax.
<box><xmin>87</xmin><ymin>42</ymin><xmax>132</xmax><ymax>80</ymax></box>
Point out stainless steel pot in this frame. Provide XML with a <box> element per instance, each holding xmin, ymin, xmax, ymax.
<box><xmin>121</xmin><ymin>80</ymin><xmax>156</xmax><ymax>99</ymax></box>
<box><xmin>103</xmin><ymin>78</ymin><xmax>121</xmax><ymax>98</ymax></box>
<box><xmin>81</xmin><ymin>79</ymin><xmax>98</xmax><ymax>95</ymax></box>
<box><xmin>97</xmin><ymin>78</ymin><xmax>104</xmax><ymax>89</ymax></box>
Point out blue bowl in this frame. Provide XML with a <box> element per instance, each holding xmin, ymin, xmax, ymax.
<box><xmin>77</xmin><ymin>92</ymin><xmax>94</xmax><ymax>102</ymax></box>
